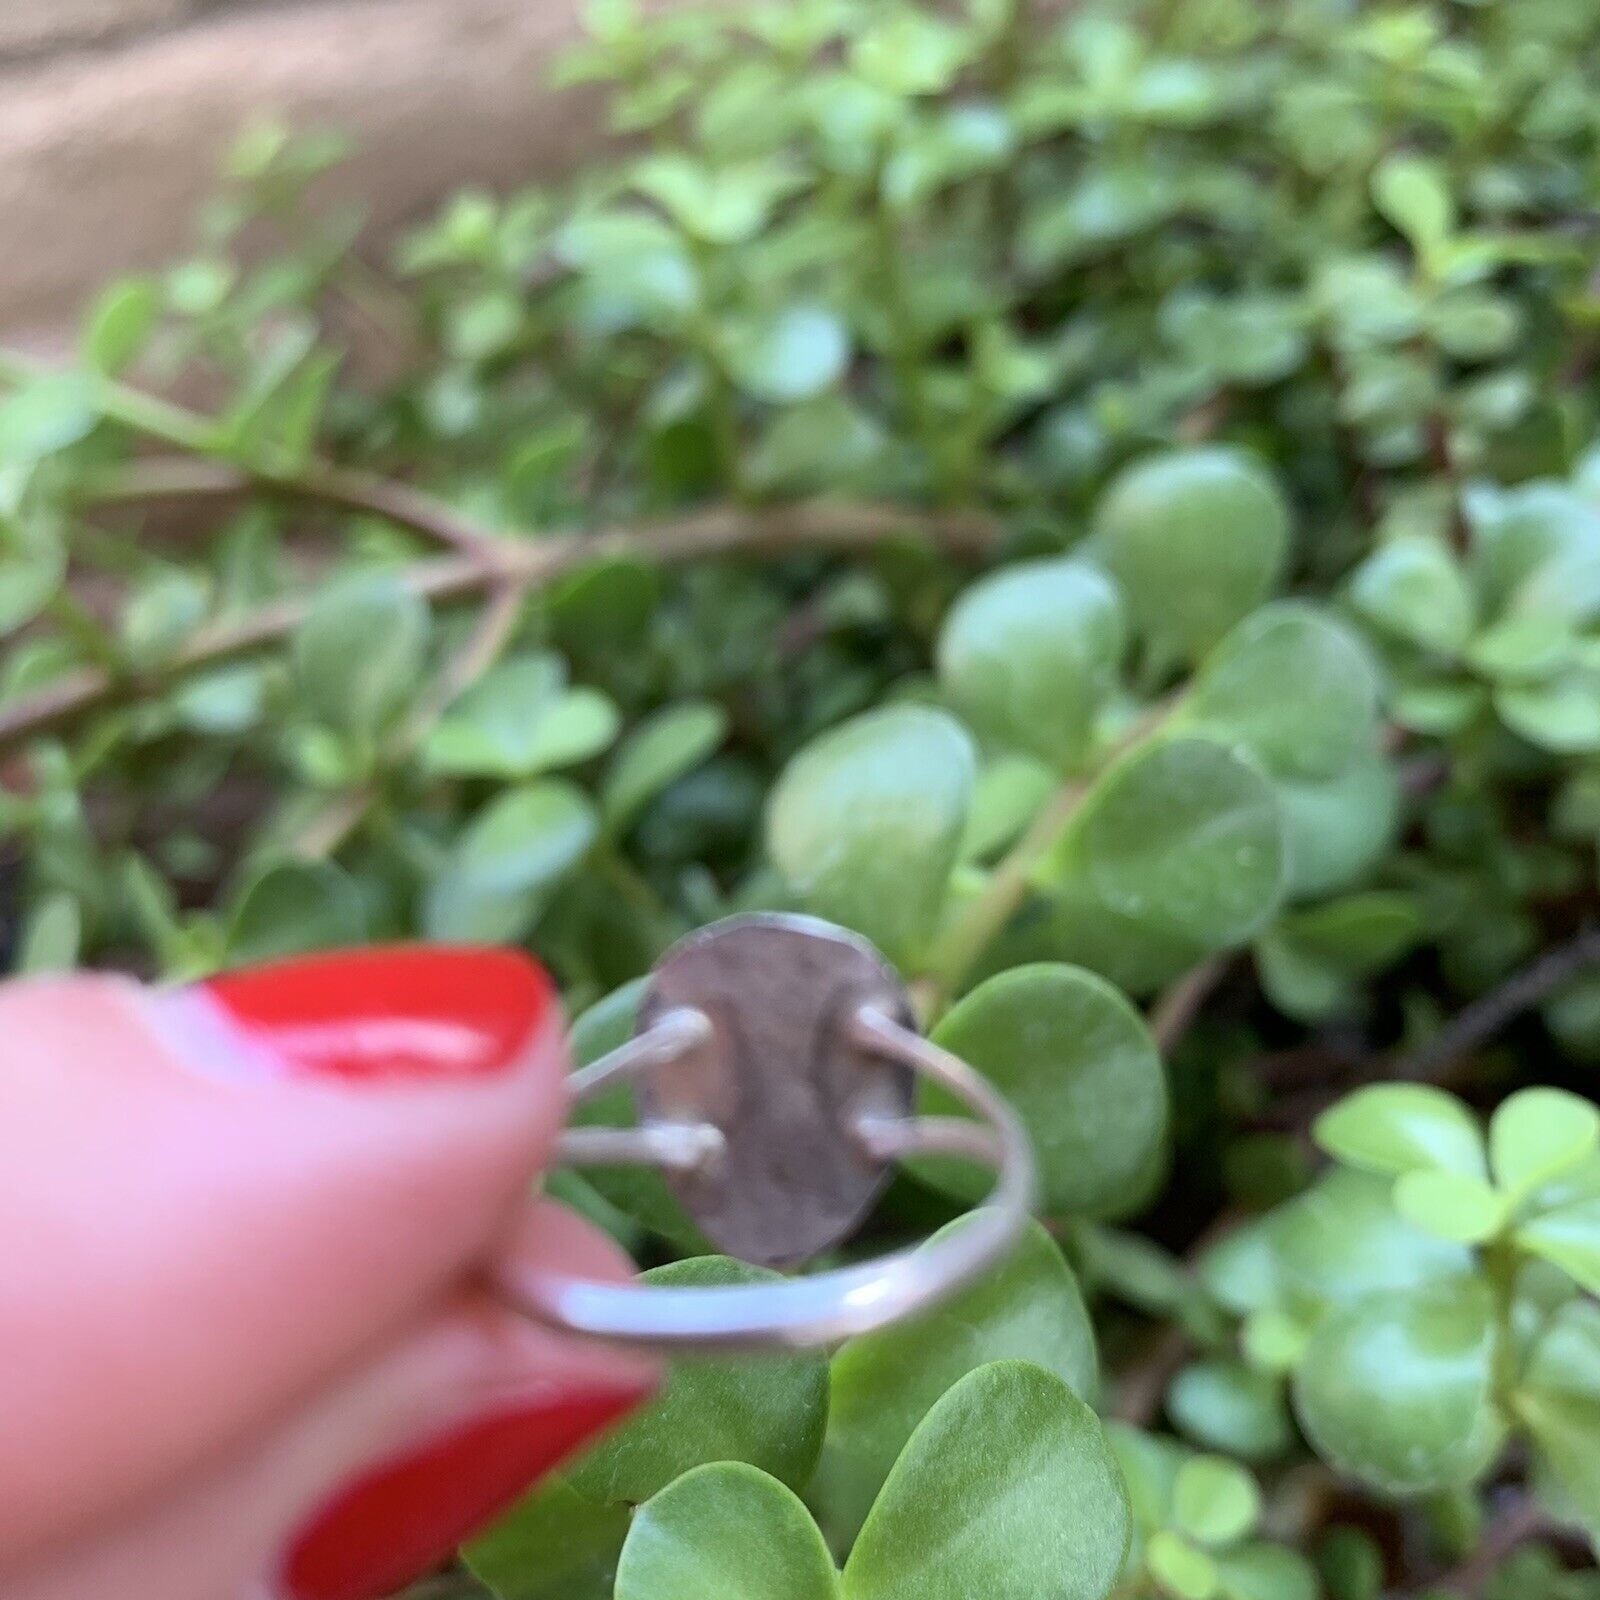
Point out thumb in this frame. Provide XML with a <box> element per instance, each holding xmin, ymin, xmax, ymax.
<box><xmin>0</xmin><ymin>946</ymin><xmax>587</xmax><ymax>1564</ymax></box>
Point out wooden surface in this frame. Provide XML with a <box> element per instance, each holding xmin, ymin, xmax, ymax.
<box><xmin>0</xmin><ymin>0</ymin><xmax>611</xmax><ymax>349</ymax></box>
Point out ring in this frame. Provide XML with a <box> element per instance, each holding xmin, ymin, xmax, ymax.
<box><xmin>490</xmin><ymin>914</ymin><xmax>1037</xmax><ymax>1352</ymax></box>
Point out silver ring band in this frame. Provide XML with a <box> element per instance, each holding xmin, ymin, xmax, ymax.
<box><xmin>491</xmin><ymin>1005</ymin><xmax>1037</xmax><ymax>1352</ymax></box>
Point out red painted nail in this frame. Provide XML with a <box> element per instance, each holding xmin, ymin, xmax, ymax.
<box><xmin>280</xmin><ymin>1388</ymin><xmax>643</xmax><ymax>1600</ymax></box>
<box><xmin>187</xmin><ymin>946</ymin><xmax>556</xmax><ymax>1085</ymax></box>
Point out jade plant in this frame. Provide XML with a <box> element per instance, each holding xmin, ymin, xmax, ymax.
<box><xmin>6</xmin><ymin>0</ymin><xmax>1600</xmax><ymax>1594</ymax></box>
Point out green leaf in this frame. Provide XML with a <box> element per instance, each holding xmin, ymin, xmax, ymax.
<box><xmin>633</xmin><ymin>155</ymin><xmax>802</xmax><ymax>245</ymax></box>
<box><xmin>1517</xmin><ymin>1200</ymin><xmax>1600</xmax><ymax>1297</ymax></box>
<box><xmin>0</xmin><ymin>372</ymin><xmax>99</xmax><ymax>464</ymax></box>
<box><xmin>0</xmin><ymin>520</ymin><xmax>65</xmax><ymax>634</ymax></box>
<box><xmin>1181</xmin><ymin>604</ymin><xmax>1379</xmax><ymax>782</ymax></box>
<box><xmin>1491</xmin><ymin>1089</ymin><xmax>1600</xmax><ymax>1200</ymax></box>
<box><xmin>960</xmin><ymin>754</ymin><xmax>1057</xmax><ymax>863</ymax></box>
<box><xmin>1149</xmin><ymin>1532</ymin><xmax>1219</xmax><ymax>1600</ymax></box>
<box><xmin>1392</xmin><ymin>1169</ymin><xmax>1505</xmax><ymax>1244</ymax></box>
<box><xmin>422</xmin><ymin>653</ymin><xmax>565</xmax><ymax>776</ymax></box>
<box><xmin>1174</xmin><ymin>1455</ymin><xmax>1261</xmax><ymax>1547</ymax></box>
<box><xmin>617</xmin><ymin>1464</ymin><xmax>838</xmax><ymax>1600</ymax></box>
<box><xmin>842</xmin><ymin>1361</ymin><xmax>1130</xmax><ymax>1600</ymax></box>
<box><xmin>817</xmin><ymin>1218</ymin><xmax>1097</xmax><ymax>1545</ymax></box>
<box><xmin>291</xmin><ymin>571</ymin><xmax>429</xmax><ymax>738</ymax></box>
<box><xmin>226</xmin><ymin>860</ymin><xmax>367</xmax><ymax>962</ymax></box>
<box><xmin>1214</xmin><ymin>1544</ymin><xmax>1318</xmax><ymax>1600</ymax></box>
<box><xmin>1275</xmin><ymin>753</ymin><xmax>1400</xmax><ymax>902</ymax></box>
<box><xmin>424</xmin><ymin>781</ymin><xmax>598</xmax><ymax>942</ymax></box>
<box><xmin>1293</xmin><ymin>1276</ymin><xmax>1503</xmax><ymax>1494</ymax></box>
<box><xmin>81</xmin><ymin>277</ymin><xmax>160</xmax><ymax>376</ymax></box>
<box><xmin>723</xmin><ymin>305</ymin><xmax>851</xmax><ymax>403</ymax></box>
<box><xmin>465</xmin><ymin>1476</ymin><xmax>629</xmax><ymax>1600</ymax></box>
<box><xmin>1264</xmin><ymin>1168</ymin><xmax>1472</xmax><ymax>1309</ymax></box>
<box><xmin>1050</xmin><ymin>738</ymin><xmax>1286</xmax><ymax>949</ymax></box>
<box><xmin>1313</xmin><ymin>1085</ymin><xmax>1487</xmax><ymax>1179</ymax></box>
<box><xmin>569</xmin><ymin>1257</ymin><xmax>829</xmax><ymax>1503</ymax></box>
<box><xmin>1167</xmin><ymin>1362</ymin><xmax>1293</xmax><ymax>1463</ymax></box>
<box><xmin>1093</xmin><ymin>448</ymin><xmax>1290</xmax><ymax>664</ymax></box>
<box><xmin>1372</xmin><ymin>153</ymin><xmax>1456</xmax><ymax>264</ymax></box>
<box><xmin>1516</xmin><ymin>1300</ymin><xmax>1600</xmax><ymax>1541</ymax></box>
<box><xmin>767</xmin><ymin>705</ymin><xmax>975</xmax><ymax>967</ymax></box>
<box><xmin>120</xmin><ymin>570</ymin><xmax>210</xmax><ymax>670</ymax></box>
<box><xmin>848</xmin><ymin>10</ymin><xmax>971</xmax><ymax>95</ymax></box>
<box><xmin>1497</xmin><ymin>671</ymin><xmax>1600</xmax><ymax>753</ymax></box>
<box><xmin>936</xmin><ymin>558</ymin><xmax>1125</xmax><ymax>769</ymax></box>
<box><xmin>15</xmin><ymin>890</ymin><xmax>82</xmax><ymax>974</ymax></box>
<box><xmin>916</xmin><ymin>963</ymin><xmax>1166</xmax><ymax>1216</ymax></box>
<box><xmin>604</xmin><ymin>699</ymin><xmax>730</xmax><ymax>832</ymax></box>
<box><xmin>1349</xmin><ymin>538</ymin><xmax>1475</xmax><ymax>656</ymax></box>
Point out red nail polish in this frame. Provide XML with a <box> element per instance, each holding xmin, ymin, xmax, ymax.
<box><xmin>194</xmin><ymin>946</ymin><xmax>556</xmax><ymax>1085</ymax></box>
<box><xmin>280</xmin><ymin>1389</ymin><xmax>643</xmax><ymax>1600</ymax></box>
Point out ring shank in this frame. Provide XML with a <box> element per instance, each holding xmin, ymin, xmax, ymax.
<box><xmin>491</xmin><ymin>1008</ymin><xmax>1037</xmax><ymax>1351</ymax></box>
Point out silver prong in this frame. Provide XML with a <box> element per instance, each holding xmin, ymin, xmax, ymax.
<box><xmin>558</xmin><ymin>1121</ymin><xmax>727</xmax><ymax>1172</ymax></box>
<box><xmin>564</xmin><ymin>1005</ymin><xmax>712</xmax><ymax>1103</ymax></box>
<box><xmin>853</xmin><ymin>1114</ymin><xmax>1003</xmax><ymax>1165</ymax></box>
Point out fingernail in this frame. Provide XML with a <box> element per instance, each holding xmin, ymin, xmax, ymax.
<box><xmin>278</xmin><ymin>1388</ymin><xmax>643</xmax><ymax>1600</ymax></box>
<box><xmin>155</xmin><ymin>946</ymin><xmax>556</xmax><ymax>1086</ymax></box>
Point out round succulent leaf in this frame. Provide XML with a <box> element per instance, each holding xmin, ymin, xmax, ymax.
<box><xmin>423</xmin><ymin>781</ymin><xmax>599</xmax><ymax>942</ymax></box>
<box><xmin>916</xmin><ymin>963</ymin><xmax>1167</xmax><ymax>1216</ymax></box>
<box><xmin>1392</xmin><ymin>1169</ymin><xmax>1506</xmax><ymax>1245</ymax></box>
<box><xmin>1166</xmin><ymin>1362</ymin><xmax>1293</xmax><ymax>1463</ymax></box>
<box><xmin>1292</xmin><ymin>1276</ymin><xmax>1504</xmax><ymax>1495</ymax></box>
<box><xmin>1313</xmin><ymin>1085</ymin><xmax>1487</xmax><ymax>1180</ymax></box>
<box><xmin>1093</xmin><ymin>447</ymin><xmax>1290</xmax><ymax>664</ymax></box>
<box><xmin>615</xmin><ymin>1464</ymin><xmax>838</xmax><ymax>1600</ymax></box>
<box><xmin>463</xmin><ymin>1475</ymin><xmax>630</xmax><ymax>1600</ymax></box>
<box><xmin>0</xmin><ymin>371</ymin><xmax>99</xmax><ymax>464</ymax></box>
<box><xmin>1181</xmin><ymin>603</ymin><xmax>1380</xmax><ymax>782</ymax></box>
<box><xmin>817</xmin><ymin>1217</ymin><xmax>1097</xmax><ymax>1546</ymax></box>
<box><xmin>1348</xmin><ymin>537</ymin><xmax>1475</xmax><ymax>657</ymax></box>
<box><xmin>568</xmin><ymin>1258</ymin><xmax>828</xmax><ymax>1506</ymax></box>
<box><xmin>936</xmin><ymin>557</ymin><xmax>1125</xmax><ymax>769</ymax></box>
<box><xmin>1265</xmin><ymin>1169</ymin><xmax>1473</xmax><ymax>1309</ymax></box>
<box><xmin>1372</xmin><ymin>153</ymin><xmax>1455</xmax><ymax>260</ymax></box>
<box><xmin>1173</xmin><ymin>1455</ymin><xmax>1262</xmax><ymax>1547</ymax></box>
<box><xmin>225</xmin><ymin>859</ymin><xmax>368</xmax><ymax>963</ymax></box>
<box><xmin>603</xmin><ymin>699</ymin><xmax>730</xmax><ymax>832</ymax></box>
<box><xmin>1491</xmin><ymin>1088</ymin><xmax>1600</xmax><ymax>1201</ymax></box>
<box><xmin>766</xmin><ymin>704</ymin><xmax>975</xmax><ymax>967</ymax></box>
<box><xmin>1213</xmin><ymin>1544</ymin><xmax>1319</xmax><ymax>1600</ymax></box>
<box><xmin>1514</xmin><ymin>1300</ymin><xmax>1600</xmax><ymax>1540</ymax></box>
<box><xmin>291</xmin><ymin>570</ymin><xmax>430</xmax><ymax>738</ymax></box>
<box><xmin>1275</xmin><ymin>752</ymin><xmax>1400</xmax><ymax>903</ymax></box>
<box><xmin>841</xmin><ymin>1361</ymin><xmax>1130</xmax><ymax>1600</ymax></box>
<box><xmin>722</xmin><ymin>304</ymin><xmax>852</xmax><ymax>403</ymax></box>
<box><xmin>1052</xmin><ymin>737</ymin><xmax>1286</xmax><ymax>948</ymax></box>
<box><xmin>421</xmin><ymin>654</ymin><xmax>567</xmax><ymax>777</ymax></box>
<box><xmin>1148</xmin><ymin>1531</ymin><xmax>1220</xmax><ymax>1600</ymax></box>
<box><xmin>959</xmin><ymin>754</ymin><xmax>1057</xmax><ymax>863</ymax></box>
<box><xmin>1496</xmin><ymin>672</ymin><xmax>1600</xmax><ymax>754</ymax></box>
<box><xmin>1516</xmin><ymin>1200</ymin><xmax>1600</xmax><ymax>1298</ymax></box>
<box><xmin>0</xmin><ymin>519</ymin><xmax>65</xmax><ymax>635</ymax></box>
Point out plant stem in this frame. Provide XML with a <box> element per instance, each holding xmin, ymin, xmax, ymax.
<box><xmin>0</xmin><ymin>501</ymin><xmax>997</xmax><ymax>750</ymax></box>
<box><xmin>3</xmin><ymin>352</ymin><xmax>498</xmax><ymax>560</ymax></box>
<box><xmin>924</xmin><ymin>699</ymin><xmax>1180</xmax><ymax>1008</ymax></box>
<box><xmin>1392</xmin><ymin>923</ymin><xmax>1600</xmax><ymax>1085</ymax></box>
<box><xmin>1482</xmin><ymin>1235</ymin><xmax>1523</xmax><ymax>1411</ymax></box>
<box><xmin>1149</xmin><ymin>955</ymin><xmax>1230</xmax><ymax>1056</ymax></box>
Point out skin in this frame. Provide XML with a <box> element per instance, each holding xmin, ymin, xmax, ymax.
<box><xmin>0</xmin><ymin>968</ymin><xmax>656</xmax><ymax>1599</ymax></box>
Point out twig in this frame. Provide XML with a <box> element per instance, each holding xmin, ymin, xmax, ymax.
<box><xmin>1114</xmin><ymin>1324</ymin><xmax>1191</xmax><ymax>1426</ymax></box>
<box><xmin>81</xmin><ymin>454</ymin><xmax>504</xmax><ymax>563</ymax></box>
<box><xmin>1392</xmin><ymin>1495</ymin><xmax>1553</xmax><ymax>1599</ymax></box>
<box><xmin>1149</xmin><ymin>956</ymin><xmax>1230</xmax><ymax>1056</ymax></box>
<box><xmin>1393</xmin><ymin>924</ymin><xmax>1600</xmax><ymax>1085</ymax></box>
<box><xmin>0</xmin><ymin>501</ymin><xmax>996</xmax><ymax>751</ymax></box>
